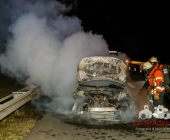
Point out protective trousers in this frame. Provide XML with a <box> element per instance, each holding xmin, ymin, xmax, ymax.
<box><xmin>153</xmin><ymin>91</ymin><xmax>165</xmax><ymax>107</ymax></box>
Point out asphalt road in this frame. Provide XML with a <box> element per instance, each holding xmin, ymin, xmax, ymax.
<box><xmin>24</xmin><ymin>113</ymin><xmax>170</xmax><ymax>140</ymax></box>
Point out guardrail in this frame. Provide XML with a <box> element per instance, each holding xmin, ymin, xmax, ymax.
<box><xmin>0</xmin><ymin>85</ymin><xmax>40</xmax><ymax>121</ymax></box>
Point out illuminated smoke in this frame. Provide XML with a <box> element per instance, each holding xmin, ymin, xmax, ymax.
<box><xmin>0</xmin><ymin>0</ymin><xmax>109</xmax><ymax>114</ymax></box>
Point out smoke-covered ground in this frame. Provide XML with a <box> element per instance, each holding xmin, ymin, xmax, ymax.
<box><xmin>0</xmin><ymin>0</ymin><xmax>147</xmax><ymax>118</ymax></box>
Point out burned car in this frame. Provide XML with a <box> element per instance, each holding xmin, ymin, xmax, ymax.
<box><xmin>72</xmin><ymin>56</ymin><xmax>131</xmax><ymax>123</ymax></box>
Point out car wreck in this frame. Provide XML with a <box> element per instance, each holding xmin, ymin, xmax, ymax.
<box><xmin>71</xmin><ymin>56</ymin><xmax>131</xmax><ymax>123</ymax></box>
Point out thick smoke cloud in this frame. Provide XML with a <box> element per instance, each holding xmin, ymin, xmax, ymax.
<box><xmin>0</xmin><ymin>0</ymin><xmax>109</xmax><ymax>114</ymax></box>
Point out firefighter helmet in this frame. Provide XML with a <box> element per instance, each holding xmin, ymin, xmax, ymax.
<box><xmin>142</xmin><ymin>62</ymin><xmax>153</xmax><ymax>70</ymax></box>
<box><xmin>149</xmin><ymin>56</ymin><xmax>158</xmax><ymax>63</ymax></box>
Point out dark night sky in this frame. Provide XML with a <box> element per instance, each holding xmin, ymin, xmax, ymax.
<box><xmin>0</xmin><ymin>0</ymin><xmax>170</xmax><ymax>63</ymax></box>
<box><xmin>75</xmin><ymin>0</ymin><xmax>170</xmax><ymax>63</ymax></box>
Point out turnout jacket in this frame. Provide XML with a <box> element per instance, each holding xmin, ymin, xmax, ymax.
<box><xmin>147</xmin><ymin>64</ymin><xmax>165</xmax><ymax>94</ymax></box>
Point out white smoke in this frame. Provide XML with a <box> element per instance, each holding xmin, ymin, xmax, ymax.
<box><xmin>0</xmin><ymin>0</ymin><xmax>109</xmax><ymax>114</ymax></box>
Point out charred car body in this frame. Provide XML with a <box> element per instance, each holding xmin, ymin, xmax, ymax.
<box><xmin>72</xmin><ymin>56</ymin><xmax>131</xmax><ymax>123</ymax></box>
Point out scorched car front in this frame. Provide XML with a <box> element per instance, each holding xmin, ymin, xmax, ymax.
<box><xmin>72</xmin><ymin>56</ymin><xmax>131</xmax><ymax>123</ymax></box>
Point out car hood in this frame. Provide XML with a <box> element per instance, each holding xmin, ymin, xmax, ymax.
<box><xmin>77</xmin><ymin>56</ymin><xmax>127</xmax><ymax>85</ymax></box>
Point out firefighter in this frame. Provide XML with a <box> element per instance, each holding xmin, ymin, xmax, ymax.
<box><xmin>141</xmin><ymin>61</ymin><xmax>165</xmax><ymax>107</ymax></box>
